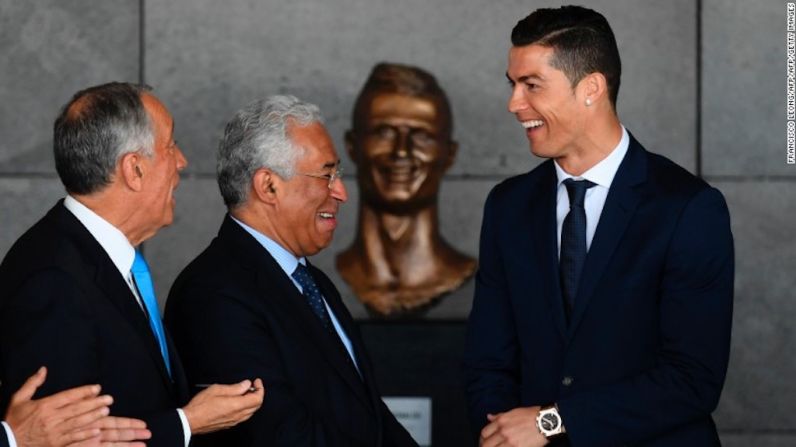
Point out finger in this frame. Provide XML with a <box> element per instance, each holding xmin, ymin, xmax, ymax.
<box><xmin>59</xmin><ymin>405</ymin><xmax>111</xmax><ymax>432</ymax></box>
<box><xmin>209</xmin><ymin>379</ymin><xmax>254</xmax><ymax>396</ymax></box>
<box><xmin>91</xmin><ymin>416</ymin><xmax>147</xmax><ymax>430</ymax></box>
<box><xmin>43</xmin><ymin>384</ymin><xmax>103</xmax><ymax>410</ymax></box>
<box><xmin>481</xmin><ymin>420</ymin><xmax>499</xmax><ymax>439</ymax></box>
<box><xmin>100</xmin><ymin>443</ymin><xmax>148</xmax><ymax>447</ymax></box>
<box><xmin>10</xmin><ymin>366</ymin><xmax>47</xmax><ymax>404</ymax></box>
<box><xmin>99</xmin><ymin>427</ymin><xmax>151</xmax><ymax>442</ymax></box>
<box><xmin>56</xmin><ymin>395</ymin><xmax>113</xmax><ymax>424</ymax></box>
<box><xmin>64</xmin><ymin>427</ymin><xmax>102</xmax><ymax>443</ymax></box>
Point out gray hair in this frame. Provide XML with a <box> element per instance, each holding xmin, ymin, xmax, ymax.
<box><xmin>217</xmin><ymin>94</ymin><xmax>324</xmax><ymax>208</ymax></box>
<box><xmin>54</xmin><ymin>82</ymin><xmax>154</xmax><ymax>195</ymax></box>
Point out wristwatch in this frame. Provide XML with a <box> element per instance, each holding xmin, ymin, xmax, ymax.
<box><xmin>536</xmin><ymin>405</ymin><xmax>566</xmax><ymax>438</ymax></box>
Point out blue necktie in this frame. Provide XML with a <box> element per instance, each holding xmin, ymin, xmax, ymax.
<box><xmin>560</xmin><ymin>179</ymin><xmax>596</xmax><ymax>319</ymax></box>
<box><xmin>291</xmin><ymin>264</ymin><xmax>334</xmax><ymax>332</ymax></box>
<box><xmin>131</xmin><ymin>250</ymin><xmax>172</xmax><ymax>377</ymax></box>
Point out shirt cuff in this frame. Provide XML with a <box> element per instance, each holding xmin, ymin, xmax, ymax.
<box><xmin>176</xmin><ymin>409</ymin><xmax>192</xmax><ymax>447</ymax></box>
<box><xmin>1</xmin><ymin>421</ymin><xmax>18</xmax><ymax>447</ymax></box>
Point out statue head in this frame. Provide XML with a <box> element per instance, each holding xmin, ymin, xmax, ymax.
<box><xmin>346</xmin><ymin>63</ymin><xmax>458</xmax><ymax>214</ymax></box>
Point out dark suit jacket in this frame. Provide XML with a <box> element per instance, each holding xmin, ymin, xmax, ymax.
<box><xmin>463</xmin><ymin>134</ymin><xmax>734</xmax><ymax>446</ymax></box>
<box><xmin>1</xmin><ymin>426</ymin><xmax>9</xmax><ymax>447</ymax></box>
<box><xmin>165</xmin><ymin>216</ymin><xmax>417</xmax><ymax>447</ymax></box>
<box><xmin>0</xmin><ymin>201</ymin><xmax>191</xmax><ymax>447</ymax></box>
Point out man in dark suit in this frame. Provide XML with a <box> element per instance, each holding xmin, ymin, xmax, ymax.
<box><xmin>165</xmin><ymin>95</ymin><xmax>418</xmax><ymax>446</ymax></box>
<box><xmin>0</xmin><ymin>82</ymin><xmax>264</xmax><ymax>447</ymax></box>
<box><xmin>464</xmin><ymin>6</ymin><xmax>733</xmax><ymax>447</ymax></box>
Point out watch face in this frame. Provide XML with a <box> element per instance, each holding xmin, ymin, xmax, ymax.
<box><xmin>540</xmin><ymin>413</ymin><xmax>560</xmax><ymax>431</ymax></box>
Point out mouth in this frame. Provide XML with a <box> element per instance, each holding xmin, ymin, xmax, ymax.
<box><xmin>318</xmin><ymin>210</ymin><xmax>338</xmax><ymax>231</ymax></box>
<box><xmin>521</xmin><ymin>119</ymin><xmax>544</xmax><ymax>130</ymax></box>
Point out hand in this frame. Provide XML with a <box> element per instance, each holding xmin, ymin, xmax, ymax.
<box><xmin>480</xmin><ymin>406</ymin><xmax>548</xmax><ymax>447</ymax></box>
<box><xmin>4</xmin><ymin>366</ymin><xmax>150</xmax><ymax>447</ymax></box>
<box><xmin>182</xmin><ymin>379</ymin><xmax>264</xmax><ymax>435</ymax></box>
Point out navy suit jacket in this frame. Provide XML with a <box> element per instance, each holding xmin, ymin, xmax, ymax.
<box><xmin>165</xmin><ymin>216</ymin><xmax>417</xmax><ymax>447</ymax></box>
<box><xmin>463</xmin><ymin>135</ymin><xmax>734</xmax><ymax>446</ymax></box>
<box><xmin>0</xmin><ymin>201</ymin><xmax>191</xmax><ymax>447</ymax></box>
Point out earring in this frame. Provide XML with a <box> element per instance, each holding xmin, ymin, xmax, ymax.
<box><xmin>585</xmin><ymin>98</ymin><xmax>592</xmax><ymax>106</ymax></box>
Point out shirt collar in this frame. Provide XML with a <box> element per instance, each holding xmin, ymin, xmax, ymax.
<box><xmin>554</xmin><ymin>125</ymin><xmax>629</xmax><ymax>188</ymax></box>
<box><xmin>63</xmin><ymin>195</ymin><xmax>136</xmax><ymax>277</ymax></box>
<box><xmin>230</xmin><ymin>216</ymin><xmax>305</xmax><ymax>276</ymax></box>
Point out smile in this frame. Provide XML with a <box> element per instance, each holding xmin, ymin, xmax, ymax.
<box><xmin>521</xmin><ymin>119</ymin><xmax>544</xmax><ymax>129</ymax></box>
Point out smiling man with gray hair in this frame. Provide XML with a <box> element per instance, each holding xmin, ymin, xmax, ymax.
<box><xmin>165</xmin><ymin>95</ymin><xmax>417</xmax><ymax>446</ymax></box>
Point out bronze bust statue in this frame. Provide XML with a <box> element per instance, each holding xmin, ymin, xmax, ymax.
<box><xmin>336</xmin><ymin>62</ymin><xmax>476</xmax><ymax>317</ymax></box>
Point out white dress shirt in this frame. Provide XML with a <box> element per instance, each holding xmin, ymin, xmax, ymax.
<box><xmin>2</xmin><ymin>421</ymin><xmax>16</xmax><ymax>447</ymax></box>
<box><xmin>555</xmin><ymin>125</ymin><xmax>630</xmax><ymax>256</ymax></box>
<box><xmin>232</xmin><ymin>217</ymin><xmax>361</xmax><ymax>375</ymax></box>
<box><xmin>63</xmin><ymin>196</ymin><xmax>191</xmax><ymax>447</ymax></box>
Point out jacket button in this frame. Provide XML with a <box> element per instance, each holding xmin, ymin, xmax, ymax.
<box><xmin>562</xmin><ymin>376</ymin><xmax>573</xmax><ymax>386</ymax></box>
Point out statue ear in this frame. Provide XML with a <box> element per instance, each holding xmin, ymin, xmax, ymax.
<box><xmin>344</xmin><ymin>130</ymin><xmax>358</xmax><ymax>165</ymax></box>
<box><xmin>443</xmin><ymin>140</ymin><xmax>459</xmax><ymax>171</ymax></box>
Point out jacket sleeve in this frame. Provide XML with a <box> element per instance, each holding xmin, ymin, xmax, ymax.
<box><xmin>462</xmin><ymin>189</ymin><xmax>522</xmax><ymax>434</ymax></box>
<box><xmin>558</xmin><ymin>187</ymin><xmax>734</xmax><ymax>446</ymax></box>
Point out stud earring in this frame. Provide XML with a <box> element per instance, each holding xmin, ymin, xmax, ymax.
<box><xmin>585</xmin><ymin>98</ymin><xmax>592</xmax><ymax>106</ymax></box>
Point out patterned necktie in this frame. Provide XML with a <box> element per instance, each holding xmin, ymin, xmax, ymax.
<box><xmin>291</xmin><ymin>264</ymin><xmax>360</xmax><ymax>377</ymax></box>
<box><xmin>131</xmin><ymin>250</ymin><xmax>172</xmax><ymax>377</ymax></box>
<box><xmin>560</xmin><ymin>179</ymin><xmax>596</xmax><ymax>319</ymax></box>
<box><xmin>291</xmin><ymin>263</ymin><xmax>334</xmax><ymax>332</ymax></box>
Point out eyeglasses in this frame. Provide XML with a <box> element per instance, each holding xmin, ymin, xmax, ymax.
<box><xmin>298</xmin><ymin>166</ymin><xmax>343</xmax><ymax>189</ymax></box>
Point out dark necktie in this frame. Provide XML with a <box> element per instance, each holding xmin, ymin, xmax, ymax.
<box><xmin>291</xmin><ymin>263</ymin><xmax>334</xmax><ymax>332</ymax></box>
<box><xmin>560</xmin><ymin>179</ymin><xmax>596</xmax><ymax>319</ymax></box>
<box><xmin>291</xmin><ymin>264</ymin><xmax>361</xmax><ymax>377</ymax></box>
<box><xmin>131</xmin><ymin>250</ymin><xmax>172</xmax><ymax>377</ymax></box>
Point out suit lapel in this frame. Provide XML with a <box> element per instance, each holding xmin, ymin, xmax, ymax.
<box><xmin>526</xmin><ymin>162</ymin><xmax>568</xmax><ymax>341</ymax></box>
<box><xmin>310</xmin><ymin>264</ymin><xmax>381</xmax><ymax>410</ymax></box>
<box><xmin>218</xmin><ymin>217</ymin><xmax>372</xmax><ymax>409</ymax></box>
<box><xmin>568</xmin><ymin>136</ymin><xmax>647</xmax><ymax>336</ymax></box>
<box><xmin>51</xmin><ymin>203</ymin><xmax>176</xmax><ymax>392</ymax></box>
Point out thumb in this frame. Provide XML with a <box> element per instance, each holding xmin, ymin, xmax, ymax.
<box><xmin>10</xmin><ymin>366</ymin><xmax>46</xmax><ymax>405</ymax></box>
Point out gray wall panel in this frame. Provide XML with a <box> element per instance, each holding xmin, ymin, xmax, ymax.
<box><xmin>702</xmin><ymin>0</ymin><xmax>789</xmax><ymax>176</ymax></box>
<box><xmin>713</xmin><ymin>181</ymin><xmax>796</xmax><ymax>430</ymax></box>
<box><xmin>0</xmin><ymin>178</ymin><xmax>64</xmax><ymax>257</ymax></box>
<box><xmin>720</xmin><ymin>433</ymin><xmax>796</xmax><ymax>447</ymax></box>
<box><xmin>147</xmin><ymin>0</ymin><xmax>696</xmax><ymax>176</ymax></box>
<box><xmin>0</xmin><ymin>0</ymin><xmax>140</xmax><ymax>173</ymax></box>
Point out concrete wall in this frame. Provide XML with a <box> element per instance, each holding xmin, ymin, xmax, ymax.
<box><xmin>0</xmin><ymin>0</ymin><xmax>791</xmax><ymax>444</ymax></box>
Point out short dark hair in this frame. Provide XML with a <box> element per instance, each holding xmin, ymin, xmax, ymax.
<box><xmin>352</xmin><ymin>62</ymin><xmax>453</xmax><ymax>135</ymax></box>
<box><xmin>53</xmin><ymin>82</ymin><xmax>154</xmax><ymax>195</ymax></box>
<box><xmin>511</xmin><ymin>5</ymin><xmax>621</xmax><ymax>108</ymax></box>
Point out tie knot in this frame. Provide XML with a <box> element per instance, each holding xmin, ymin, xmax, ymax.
<box><xmin>131</xmin><ymin>250</ymin><xmax>150</xmax><ymax>275</ymax></box>
<box><xmin>291</xmin><ymin>263</ymin><xmax>312</xmax><ymax>286</ymax></box>
<box><xmin>563</xmin><ymin>178</ymin><xmax>596</xmax><ymax>208</ymax></box>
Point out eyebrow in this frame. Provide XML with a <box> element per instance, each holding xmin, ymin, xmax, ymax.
<box><xmin>505</xmin><ymin>72</ymin><xmax>546</xmax><ymax>83</ymax></box>
<box><xmin>321</xmin><ymin>159</ymin><xmax>340</xmax><ymax>170</ymax></box>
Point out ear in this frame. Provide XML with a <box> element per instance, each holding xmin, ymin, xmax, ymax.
<box><xmin>251</xmin><ymin>168</ymin><xmax>279</xmax><ymax>205</ymax></box>
<box><xmin>119</xmin><ymin>152</ymin><xmax>145</xmax><ymax>192</ymax></box>
<box><xmin>344</xmin><ymin>130</ymin><xmax>358</xmax><ymax>165</ymax></box>
<box><xmin>578</xmin><ymin>72</ymin><xmax>607</xmax><ymax>107</ymax></box>
<box><xmin>443</xmin><ymin>140</ymin><xmax>459</xmax><ymax>171</ymax></box>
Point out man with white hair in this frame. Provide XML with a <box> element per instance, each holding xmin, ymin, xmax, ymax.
<box><xmin>0</xmin><ymin>82</ymin><xmax>263</xmax><ymax>447</ymax></box>
<box><xmin>166</xmin><ymin>95</ymin><xmax>417</xmax><ymax>446</ymax></box>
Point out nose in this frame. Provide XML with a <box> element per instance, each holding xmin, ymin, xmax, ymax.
<box><xmin>330</xmin><ymin>176</ymin><xmax>348</xmax><ymax>203</ymax></box>
<box><xmin>507</xmin><ymin>85</ymin><xmax>528</xmax><ymax>114</ymax></box>
<box><xmin>175</xmin><ymin>146</ymin><xmax>188</xmax><ymax>171</ymax></box>
<box><xmin>392</xmin><ymin>127</ymin><xmax>410</xmax><ymax>159</ymax></box>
